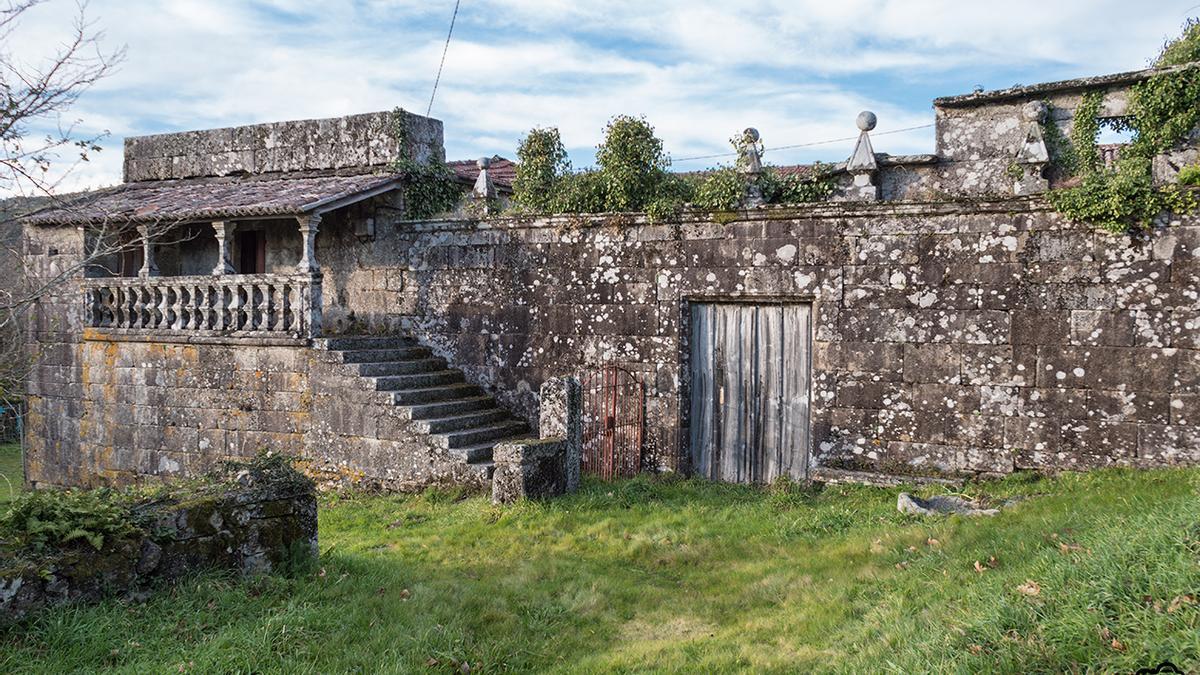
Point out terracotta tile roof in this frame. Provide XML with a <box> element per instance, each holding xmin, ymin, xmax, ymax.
<box><xmin>25</xmin><ymin>172</ymin><xmax>403</xmax><ymax>226</ymax></box>
<box><xmin>448</xmin><ymin>156</ymin><xmax>516</xmax><ymax>189</ymax></box>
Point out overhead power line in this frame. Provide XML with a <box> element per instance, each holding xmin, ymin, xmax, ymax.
<box><xmin>671</xmin><ymin>123</ymin><xmax>936</xmax><ymax>164</ymax></box>
<box><xmin>426</xmin><ymin>0</ymin><xmax>462</xmax><ymax>117</ymax></box>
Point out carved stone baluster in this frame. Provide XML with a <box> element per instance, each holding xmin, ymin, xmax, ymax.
<box><xmin>230</xmin><ymin>283</ymin><xmax>244</xmax><ymax>332</ymax></box>
<box><xmin>172</xmin><ymin>285</ymin><xmax>185</xmax><ymax>330</ymax></box>
<box><xmin>257</xmin><ymin>283</ymin><xmax>270</xmax><ymax>332</ymax></box>
<box><xmin>213</xmin><ymin>283</ymin><xmax>226</xmax><ymax>331</ymax></box>
<box><xmin>198</xmin><ymin>285</ymin><xmax>211</xmax><ymax>330</ymax></box>
<box><xmin>156</xmin><ymin>285</ymin><xmax>170</xmax><ymax>330</ymax></box>
<box><xmin>272</xmin><ymin>283</ymin><xmax>286</xmax><ymax>332</ymax></box>
<box><xmin>84</xmin><ymin>286</ymin><xmax>97</xmax><ymax>327</ymax></box>
<box><xmin>132</xmin><ymin>287</ymin><xmax>146</xmax><ymax>329</ymax></box>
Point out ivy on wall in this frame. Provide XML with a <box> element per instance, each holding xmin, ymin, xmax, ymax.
<box><xmin>390</xmin><ymin>108</ymin><xmax>461</xmax><ymax>220</ymax></box>
<box><xmin>1046</xmin><ymin>20</ymin><xmax>1200</xmax><ymax>234</ymax></box>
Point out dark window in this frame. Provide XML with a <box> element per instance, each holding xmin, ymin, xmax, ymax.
<box><xmin>236</xmin><ymin>230</ymin><xmax>266</xmax><ymax>274</ymax></box>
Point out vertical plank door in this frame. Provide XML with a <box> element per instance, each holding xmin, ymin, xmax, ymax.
<box><xmin>689</xmin><ymin>302</ymin><xmax>811</xmax><ymax>483</ymax></box>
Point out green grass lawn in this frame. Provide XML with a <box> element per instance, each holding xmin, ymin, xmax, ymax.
<box><xmin>1</xmin><ymin>468</ymin><xmax>1198</xmax><ymax>673</ymax></box>
<box><xmin>0</xmin><ymin>442</ymin><xmax>21</xmax><ymax>504</ymax></box>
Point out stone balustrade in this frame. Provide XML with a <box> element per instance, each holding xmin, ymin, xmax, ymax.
<box><xmin>82</xmin><ymin>273</ymin><xmax>322</xmax><ymax>340</ymax></box>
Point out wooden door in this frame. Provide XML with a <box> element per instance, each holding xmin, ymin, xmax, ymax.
<box><xmin>689</xmin><ymin>302</ymin><xmax>811</xmax><ymax>484</ymax></box>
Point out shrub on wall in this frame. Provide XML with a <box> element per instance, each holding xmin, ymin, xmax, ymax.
<box><xmin>594</xmin><ymin>115</ymin><xmax>673</xmax><ymax>212</ymax></box>
<box><xmin>513</xmin><ymin>127</ymin><xmax>571</xmax><ymax>212</ymax></box>
<box><xmin>1047</xmin><ymin>20</ymin><xmax>1200</xmax><ymax>233</ymax></box>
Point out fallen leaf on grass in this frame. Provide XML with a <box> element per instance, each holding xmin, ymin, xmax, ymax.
<box><xmin>974</xmin><ymin>560</ymin><xmax>986</xmax><ymax>574</ymax></box>
<box><xmin>1016</xmin><ymin>580</ymin><xmax>1041</xmax><ymax>596</ymax></box>
<box><xmin>399</xmin><ymin>588</ymin><xmax>412</xmax><ymax>600</ymax></box>
<box><xmin>895</xmin><ymin>561</ymin><xmax>910</xmax><ymax>570</ymax></box>
<box><xmin>967</xmin><ymin>644</ymin><xmax>983</xmax><ymax>655</ymax></box>
<box><xmin>927</xmin><ymin>537</ymin><xmax>941</xmax><ymax>548</ymax></box>
<box><xmin>906</xmin><ymin>545</ymin><xmax>918</xmax><ymax>553</ymax></box>
<box><xmin>1110</xmin><ymin>638</ymin><xmax>1125</xmax><ymax>652</ymax></box>
<box><xmin>1168</xmin><ymin>595</ymin><xmax>1196</xmax><ymax>613</ymax></box>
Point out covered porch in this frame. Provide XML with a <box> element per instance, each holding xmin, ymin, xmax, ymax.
<box><xmin>28</xmin><ymin>172</ymin><xmax>403</xmax><ymax>342</ymax></box>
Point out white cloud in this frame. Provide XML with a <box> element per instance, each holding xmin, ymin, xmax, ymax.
<box><xmin>3</xmin><ymin>0</ymin><xmax>1196</xmax><ymax>193</ymax></box>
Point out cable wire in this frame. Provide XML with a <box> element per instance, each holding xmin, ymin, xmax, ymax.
<box><xmin>671</xmin><ymin>123</ymin><xmax>935</xmax><ymax>163</ymax></box>
<box><xmin>426</xmin><ymin>0</ymin><xmax>461</xmax><ymax>117</ymax></box>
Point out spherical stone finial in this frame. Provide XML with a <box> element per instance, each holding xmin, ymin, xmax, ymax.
<box><xmin>477</xmin><ymin>156</ymin><xmax>492</xmax><ymax>170</ymax></box>
<box><xmin>856</xmin><ymin>111</ymin><xmax>877</xmax><ymax>132</ymax></box>
<box><xmin>743</xmin><ymin>127</ymin><xmax>760</xmax><ymax>142</ymax></box>
<box><xmin>1021</xmin><ymin>100</ymin><xmax>1048</xmax><ymax>123</ymax></box>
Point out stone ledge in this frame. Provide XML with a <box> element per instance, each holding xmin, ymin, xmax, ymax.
<box><xmin>81</xmin><ymin>328</ymin><xmax>310</xmax><ymax>347</ymax></box>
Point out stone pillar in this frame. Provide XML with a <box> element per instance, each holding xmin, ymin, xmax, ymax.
<box><xmin>1013</xmin><ymin>101</ymin><xmax>1051</xmax><ymax>196</ymax></box>
<box><xmin>846</xmin><ymin>111</ymin><xmax>880</xmax><ymax>201</ymax></box>
<box><xmin>136</xmin><ymin>224</ymin><xmax>159</xmax><ymax>278</ymax></box>
<box><xmin>539</xmin><ymin>375</ymin><xmax>582</xmax><ymax>493</ymax></box>
<box><xmin>296</xmin><ymin>213</ymin><xmax>321</xmax><ymax>275</ymax></box>
<box><xmin>738</xmin><ymin>128</ymin><xmax>765</xmax><ymax>207</ymax></box>
<box><xmin>211</xmin><ymin>221</ymin><xmax>236</xmax><ymax>275</ymax></box>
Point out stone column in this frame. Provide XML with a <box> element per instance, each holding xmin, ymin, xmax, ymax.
<box><xmin>211</xmin><ymin>221</ymin><xmax>236</xmax><ymax>275</ymax></box>
<box><xmin>136</xmin><ymin>224</ymin><xmax>159</xmax><ymax>278</ymax></box>
<box><xmin>846</xmin><ymin>111</ymin><xmax>880</xmax><ymax>201</ymax></box>
<box><xmin>296</xmin><ymin>213</ymin><xmax>321</xmax><ymax>275</ymax></box>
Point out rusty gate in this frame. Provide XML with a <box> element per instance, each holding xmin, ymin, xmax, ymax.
<box><xmin>580</xmin><ymin>365</ymin><xmax>644</xmax><ymax>480</ymax></box>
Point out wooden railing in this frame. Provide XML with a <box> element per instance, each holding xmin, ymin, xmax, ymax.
<box><xmin>82</xmin><ymin>274</ymin><xmax>322</xmax><ymax>340</ymax></box>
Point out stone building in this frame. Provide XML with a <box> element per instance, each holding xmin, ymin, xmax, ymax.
<box><xmin>18</xmin><ymin>64</ymin><xmax>1200</xmax><ymax>490</ymax></box>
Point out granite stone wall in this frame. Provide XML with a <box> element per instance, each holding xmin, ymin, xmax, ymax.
<box><xmin>325</xmin><ymin>199</ymin><xmax>1200</xmax><ymax>476</ymax></box>
<box><xmin>0</xmin><ymin>465</ymin><xmax>318</xmax><ymax>625</ymax></box>
<box><xmin>122</xmin><ymin>110</ymin><xmax>444</xmax><ymax>183</ymax></box>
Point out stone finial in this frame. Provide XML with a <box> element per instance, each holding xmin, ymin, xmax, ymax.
<box><xmin>737</xmin><ymin>128</ymin><xmax>766</xmax><ymax>208</ymax></box>
<box><xmin>472</xmin><ymin>156</ymin><xmax>497</xmax><ymax>202</ymax></box>
<box><xmin>1013</xmin><ymin>101</ymin><xmax>1050</xmax><ymax>196</ymax></box>
<box><xmin>846</xmin><ymin>110</ymin><xmax>880</xmax><ymax>201</ymax></box>
<box><xmin>738</xmin><ymin>128</ymin><xmax>763</xmax><ymax>175</ymax></box>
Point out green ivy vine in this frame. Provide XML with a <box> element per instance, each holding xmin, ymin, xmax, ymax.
<box><xmin>1046</xmin><ymin>21</ymin><xmax>1200</xmax><ymax>233</ymax></box>
<box><xmin>390</xmin><ymin>108</ymin><xmax>461</xmax><ymax>220</ymax></box>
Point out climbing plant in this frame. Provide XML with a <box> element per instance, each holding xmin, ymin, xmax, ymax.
<box><xmin>390</xmin><ymin>108</ymin><xmax>461</xmax><ymax>220</ymax></box>
<box><xmin>1046</xmin><ymin>21</ymin><xmax>1200</xmax><ymax>233</ymax></box>
<box><xmin>594</xmin><ymin>114</ymin><xmax>672</xmax><ymax>211</ymax></box>
<box><xmin>512</xmin><ymin>127</ymin><xmax>571</xmax><ymax>212</ymax></box>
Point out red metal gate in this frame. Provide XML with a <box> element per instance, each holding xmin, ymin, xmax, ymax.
<box><xmin>581</xmin><ymin>365</ymin><xmax>644</xmax><ymax>480</ymax></box>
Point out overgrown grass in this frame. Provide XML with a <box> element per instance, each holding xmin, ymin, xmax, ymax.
<box><xmin>1</xmin><ymin>469</ymin><xmax>1198</xmax><ymax>673</ymax></box>
<box><xmin>0</xmin><ymin>442</ymin><xmax>21</xmax><ymax>504</ymax></box>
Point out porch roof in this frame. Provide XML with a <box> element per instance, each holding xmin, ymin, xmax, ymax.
<box><xmin>24</xmin><ymin>172</ymin><xmax>403</xmax><ymax>226</ymax></box>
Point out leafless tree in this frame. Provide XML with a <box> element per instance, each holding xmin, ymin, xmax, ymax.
<box><xmin>0</xmin><ymin>0</ymin><xmax>127</xmax><ymax>433</ymax></box>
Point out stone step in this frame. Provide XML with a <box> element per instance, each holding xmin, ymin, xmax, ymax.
<box><xmin>338</xmin><ymin>347</ymin><xmax>433</xmax><ymax>364</ymax></box>
<box><xmin>388</xmin><ymin>383</ymin><xmax>483</xmax><ymax>406</ymax></box>
<box><xmin>414</xmin><ymin>408</ymin><xmax>510</xmax><ymax>434</ymax></box>
<box><xmin>373</xmin><ymin>370</ymin><xmax>465</xmax><ymax>391</ymax></box>
<box><xmin>357</xmin><ymin>357</ymin><xmax>447</xmax><ymax>377</ymax></box>
<box><xmin>450</xmin><ymin>442</ymin><xmax>499</xmax><ymax>464</ymax></box>
<box><xmin>402</xmin><ymin>395</ymin><xmax>496</xmax><ymax>420</ymax></box>
<box><xmin>324</xmin><ymin>336</ymin><xmax>417</xmax><ymax>351</ymax></box>
<box><xmin>433</xmin><ymin>420</ymin><xmax>529</xmax><ymax>450</ymax></box>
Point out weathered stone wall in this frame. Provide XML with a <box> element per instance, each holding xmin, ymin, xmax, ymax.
<box><xmin>0</xmin><ymin>467</ymin><xmax>318</xmax><ymax>625</ymax></box>
<box><xmin>21</xmin><ymin>220</ymin><xmax>490</xmax><ymax>489</ymax></box>
<box><xmin>321</xmin><ymin>199</ymin><xmax>1200</xmax><ymax>476</ymax></box>
<box><xmin>123</xmin><ymin>110</ymin><xmax>444</xmax><ymax>183</ymax></box>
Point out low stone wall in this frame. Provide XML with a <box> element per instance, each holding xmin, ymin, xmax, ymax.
<box><xmin>0</xmin><ymin>465</ymin><xmax>318</xmax><ymax>625</ymax></box>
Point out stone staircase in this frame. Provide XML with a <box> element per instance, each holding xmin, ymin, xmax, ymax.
<box><xmin>321</xmin><ymin>335</ymin><xmax>531</xmax><ymax>474</ymax></box>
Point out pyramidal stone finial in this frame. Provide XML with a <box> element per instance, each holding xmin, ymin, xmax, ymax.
<box><xmin>846</xmin><ymin>111</ymin><xmax>880</xmax><ymax>201</ymax></box>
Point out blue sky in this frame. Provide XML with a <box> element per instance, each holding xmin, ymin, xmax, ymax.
<box><xmin>9</xmin><ymin>0</ymin><xmax>1200</xmax><ymax>192</ymax></box>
